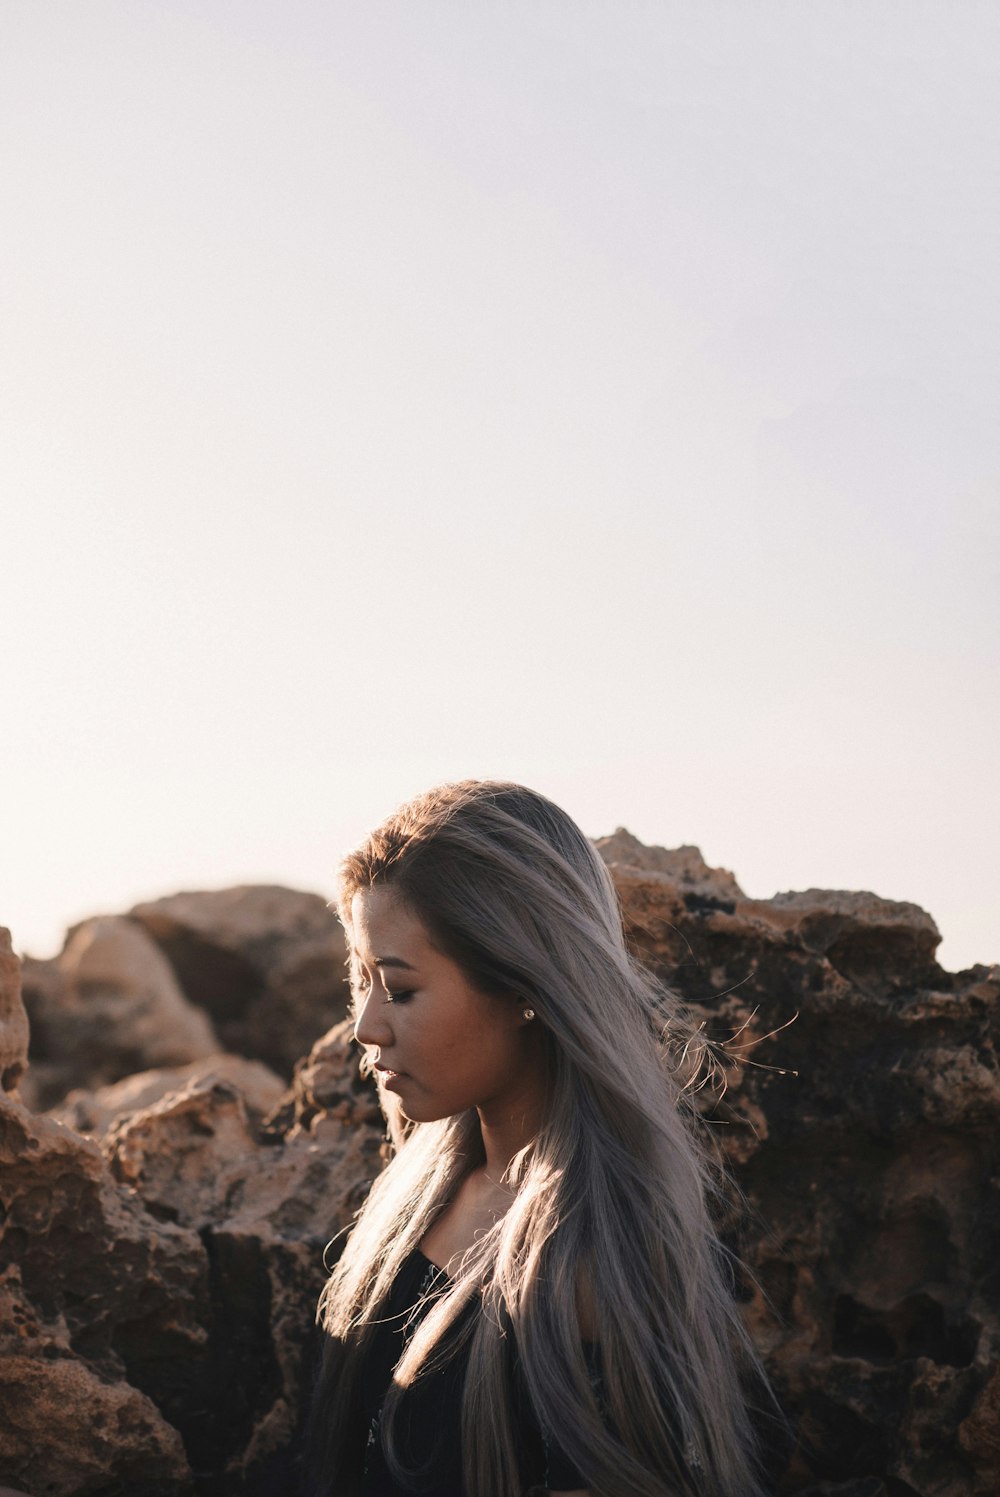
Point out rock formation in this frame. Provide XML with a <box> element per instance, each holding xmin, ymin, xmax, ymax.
<box><xmin>595</xmin><ymin>832</ymin><xmax>1000</xmax><ymax>1497</ymax></box>
<box><xmin>0</xmin><ymin>929</ymin><xmax>29</xmax><ymax>1098</ymax></box>
<box><xmin>19</xmin><ymin>888</ymin><xmax>352</xmax><ymax>1113</ymax></box>
<box><xmin>128</xmin><ymin>886</ymin><xmax>351</xmax><ymax>1075</ymax></box>
<box><xmin>0</xmin><ymin>927</ymin><xmax>200</xmax><ymax>1493</ymax></box>
<box><xmin>2</xmin><ymin>930</ymin><xmax>381</xmax><ymax>1497</ymax></box>
<box><xmin>50</xmin><ymin>1055</ymin><xmax>287</xmax><ymax>1139</ymax></box>
<box><xmin>18</xmin><ymin>917</ymin><xmax>219</xmax><ymax>1112</ymax></box>
<box><xmin>2</xmin><ymin>841</ymin><xmax>997</xmax><ymax>1497</ymax></box>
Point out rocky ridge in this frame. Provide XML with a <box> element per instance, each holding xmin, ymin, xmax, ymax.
<box><xmin>2</xmin><ymin>842</ymin><xmax>997</xmax><ymax>1497</ymax></box>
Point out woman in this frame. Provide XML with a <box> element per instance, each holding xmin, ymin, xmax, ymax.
<box><xmin>304</xmin><ymin>781</ymin><xmax>768</xmax><ymax>1497</ymax></box>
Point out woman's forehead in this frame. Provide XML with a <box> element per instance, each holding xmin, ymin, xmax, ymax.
<box><xmin>350</xmin><ymin>886</ymin><xmax>429</xmax><ymax>963</ymax></box>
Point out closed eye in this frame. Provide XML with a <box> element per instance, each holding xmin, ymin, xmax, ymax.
<box><xmin>385</xmin><ymin>989</ymin><xmax>416</xmax><ymax>1004</ymax></box>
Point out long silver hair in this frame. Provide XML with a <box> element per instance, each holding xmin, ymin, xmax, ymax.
<box><xmin>305</xmin><ymin>780</ymin><xmax>768</xmax><ymax>1497</ymax></box>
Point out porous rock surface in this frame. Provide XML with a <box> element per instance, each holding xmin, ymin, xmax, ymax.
<box><xmin>595</xmin><ymin>833</ymin><xmax>999</xmax><ymax>1497</ymax></box>
<box><xmin>2</xmin><ymin>837</ymin><xmax>998</xmax><ymax>1497</ymax></box>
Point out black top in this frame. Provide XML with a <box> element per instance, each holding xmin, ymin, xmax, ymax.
<box><xmin>357</xmin><ymin>1249</ymin><xmax>591</xmax><ymax>1496</ymax></box>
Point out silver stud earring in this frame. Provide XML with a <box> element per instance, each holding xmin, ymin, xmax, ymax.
<box><xmin>521</xmin><ymin>1007</ymin><xmax>536</xmax><ymax>1021</ymax></box>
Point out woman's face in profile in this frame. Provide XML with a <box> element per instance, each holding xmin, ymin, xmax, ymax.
<box><xmin>350</xmin><ymin>886</ymin><xmax>542</xmax><ymax>1125</ymax></box>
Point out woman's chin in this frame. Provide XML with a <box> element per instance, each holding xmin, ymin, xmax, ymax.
<box><xmin>396</xmin><ymin>1095</ymin><xmax>456</xmax><ymax>1125</ymax></box>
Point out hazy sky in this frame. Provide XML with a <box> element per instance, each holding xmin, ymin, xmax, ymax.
<box><xmin>3</xmin><ymin>2</ymin><xmax>998</xmax><ymax>971</ymax></box>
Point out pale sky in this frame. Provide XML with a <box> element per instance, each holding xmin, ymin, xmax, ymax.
<box><xmin>3</xmin><ymin>2</ymin><xmax>998</xmax><ymax>972</ymax></box>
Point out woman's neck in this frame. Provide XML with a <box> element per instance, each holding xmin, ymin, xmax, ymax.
<box><xmin>476</xmin><ymin>1029</ymin><xmax>548</xmax><ymax>1182</ymax></box>
<box><xmin>477</xmin><ymin>1095</ymin><xmax>543</xmax><ymax>1187</ymax></box>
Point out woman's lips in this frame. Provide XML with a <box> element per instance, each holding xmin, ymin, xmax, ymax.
<box><xmin>374</xmin><ymin>1063</ymin><xmax>407</xmax><ymax>1089</ymax></box>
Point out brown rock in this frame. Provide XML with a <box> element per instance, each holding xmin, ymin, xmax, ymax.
<box><xmin>19</xmin><ymin>916</ymin><xmax>218</xmax><ymax>1111</ymax></box>
<box><xmin>959</xmin><ymin>1364</ymin><xmax>1000</xmax><ymax>1493</ymax></box>
<box><xmin>103</xmin><ymin>1050</ymin><xmax>383</xmax><ymax>1241</ymax></box>
<box><xmin>98</xmin><ymin>1051</ymin><xmax>385</xmax><ymax>1487</ymax></box>
<box><xmin>4</xmin><ymin>838</ymin><xmax>997</xmax><ymax>1495</ymax></box>
<box><xmin>0</xmin><ymin>1055</ymin><xmax>384</xmax><ymax>1496</ymax></box>
<box><xmin>50</xmin><ymin>1054</ymin><xmax>286</xmax><ymax>1138</ymax></box>
<box><xmin>595</xmin><ymin>827</ymin><xmax>745</xmax><ymax>902</ymax></box>
<box><xmin>596</xmin><ymin>832</ymin><xmax>1000</xmax><ymax>1495</ymax></box>
<box><xmin>0</xmin><ymin>928</ymin><xmax>29</xmax><ymax>1097</ymax></box>
<box><xmin>747</xmin><ymin>887</ymin><xmax>942</xmax><ymax>986</ymax></box>
<box><xmin>0</xmin><ymin>1092</ymin><xmax>204</xmax><ymax>1495</ymax></box>
<box><xmin>2</xmin><ymin>915</ymin><xmax>385</xmax><ymax>1496</ymax></box>
<box><xmin>266</xmin><ymin>1016</ymin><xmax>383</xmax><ymax>1140</ymax></box>
<box><xmin>0</xmin><ymin>1343</ymin><xmax>189</xmax><ymax>1496</ymax></box>
<box><xmin>129</xmin><ymin>886</ymin><xmax>351</xmax><ymax>1076</ymax></box>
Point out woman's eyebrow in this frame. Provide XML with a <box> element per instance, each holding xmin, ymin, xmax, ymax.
<box><xmin>352</xmin><ymin>949</ymin><xmax>415</xmax><ymax>971</ymax></box>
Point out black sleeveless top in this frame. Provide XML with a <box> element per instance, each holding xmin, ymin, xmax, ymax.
<box><xmin>357</xmin><ymin>1249</ymin><xmax>591</xmax><ymax>1496</ymax></box>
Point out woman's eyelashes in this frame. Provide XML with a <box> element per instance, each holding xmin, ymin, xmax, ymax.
<box><xmin>351</xmin><ymin>971</ymin><xmax>416</xmax><ymax>1006</ymax></box>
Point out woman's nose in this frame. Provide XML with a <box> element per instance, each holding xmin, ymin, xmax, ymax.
<box><xmin>354</xmin><ymin>984</ymin><xmax>392</xmax><ymax>1048</ymax></box>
